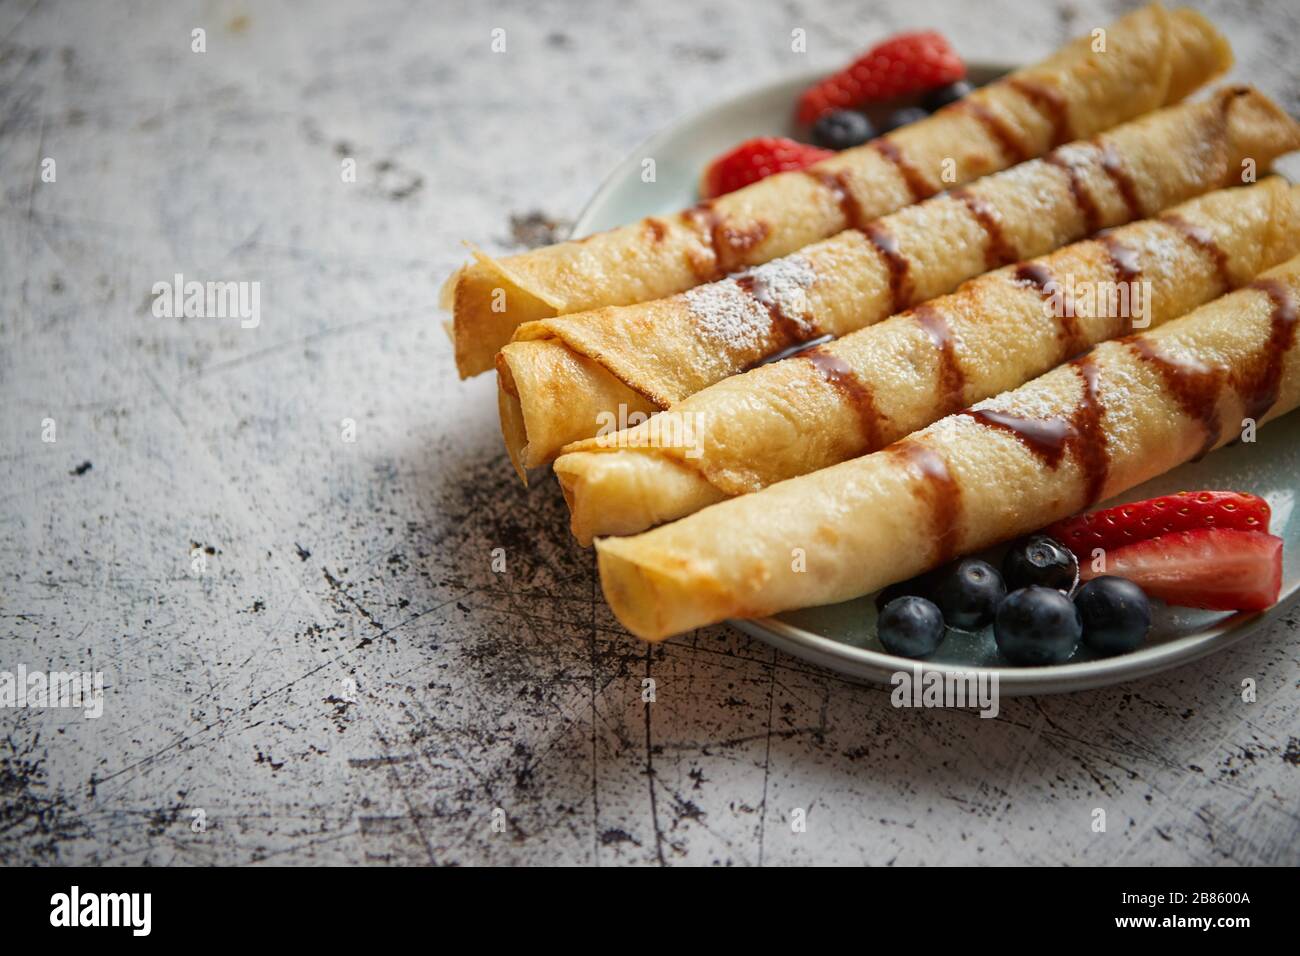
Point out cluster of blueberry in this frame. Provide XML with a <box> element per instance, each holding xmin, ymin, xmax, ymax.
<box><xmin>876</xmin><ymin>535</ymin><xmax>1153</xmax><ymax>665</ymax></box>
<box><xmin>809</xmin><ymin>81</ymin><xmax>973</xmax><ymax>150</ymax></box>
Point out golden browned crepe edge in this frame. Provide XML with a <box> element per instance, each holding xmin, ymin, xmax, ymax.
<box><xmin>452</xmin><ymin>248</ymin><xmax>566</xmax><ymax>378</ymax></box>
<box><xmin>555</xmin><ymin>452</ymin><xmax>726</xmax><ymax>545</ymax></box>
<box><xmin>496</xmin><ymin>339</ymin><xmax>659</xmax><ymax>478</ymax></box>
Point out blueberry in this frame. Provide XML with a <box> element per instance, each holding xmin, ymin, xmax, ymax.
<box><xmin>811</xmin><ymin>109</ymin><xmax>875</xmax><ymax>150</ymax></box>
<box><xmin>1075</xmin><ymin>576</ymin><xmax>1152</xmax><ymax>655</ymax></box>
<box><xmin>1003</xmin><ymin>535</ymin><xmax>1079</xmax><ymax>593</ymax></box>
<box><xmin>934</xmin><ymin>558</ymin><xmax>1006</xmax><ymax>631</ymax></box>
<box><xmin>921</xmin><ymin>80</ymin><xmax>973</xmax><ymax>112</ymax></box>
<box><xmin>994</xmin><ymin>586</ymin><xmax>1082</xmax><ymax>665</ymax></box>
<box><xmin>874</xmin><ymin>570</ymin><xmax>938</xmax><ymax>611</ymax></box>
<box><xmin>879</xmin><ymin>106</ymin><xmax>930</xmax><ymax>134</ymax></box>
<box><xmin>877</xmin><ymin>595</ymin><xmax>946</xmax><ymax>658</ymax></box>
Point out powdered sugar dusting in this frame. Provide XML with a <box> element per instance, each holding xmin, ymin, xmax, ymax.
<box><xmin>744</xmin><ymin>255</ymin><xmax>817</xmax><ymax>334</ymax></box>
<box><xmin>896</xmin><ymin>195</ymin><xmax>974</xmax><ymax>236</ymax></box>
<box><xmin>962</xmin><ymin>362</ymin><xmax>1082</xmax><ymax>421</ymax></box>
<box><xmin>1125</xmin><ymin>223</ymin><xmax>1185</xmax><ymax>279</ymax></box>
<box><xmin>684</xmin><ymin>279</ymin><xmax>771</xmax><ymax>352</ymax></box>
<box><xmin>685</xmin><ymin>254</ymin><xmax>819</xmax><ymax>350</ymax></box>
<box><xmin>1049</xmin><ymin>142</ymin><xmax>1101</xmax><ymax>171</ymax></box>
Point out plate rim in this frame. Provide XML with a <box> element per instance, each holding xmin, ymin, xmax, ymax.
<box><xmin>731</xmin><ymin>590</ymin><xmax>1300</xmax><ymax>695</ymax></box>
<box><xmin>570</xmin><ymin>64</ymin><xmax>1298</xmax><ymax>694</ymax></box>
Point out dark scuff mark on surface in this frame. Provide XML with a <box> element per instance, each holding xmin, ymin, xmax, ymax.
<box><xmin>0</xmin><ymin>737</ymin><xmax>91</xmax><ymax>862</ymax></box>
<box><xmin>322</xmin><ymin>567</ymin><xmax>385</xmax><ymax>632</ymax></box>
<box><xmin>374</xmin><ymin>158</ymin><xmax>423</xmax><ymax>201</ymax></box>
<box><xmin>507</xmin><ymin>211</ymin><xmax>572</xmax><ymax>249</ymax></box>
<box><xmin>600</xmin><ymin>827</ymin><xmax>640</xmax><ymax>846</ymax></box>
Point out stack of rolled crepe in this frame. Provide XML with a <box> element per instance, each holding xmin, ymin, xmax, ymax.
<box><xmin>597</xmin><ymin>254</ymin><xmax>1300</xmax><ymax>640</ymax></box>
<box><xmin>498</xmin><ymin>86</ymin><xmax>1294</xmax><ymax>476</ymax></box>
<box><xmin>556</xmin><ymin>177</ymin><xmax>1300</xmax><ymax>542</ymax></box>
<box><xmin>447</xmin><ymin>3</ymin><xmax>1231</xmax><ymax>378</ymax></box>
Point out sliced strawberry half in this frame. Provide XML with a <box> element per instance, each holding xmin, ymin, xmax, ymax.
<box><xmin>700</xmin><ymin>137</ymin><xmax>833</xmax><ymax>199</ymax></box>
<box><xmin>1048</xmin><ymin>491</ymin><xmax>1271</xmax><ymax>560</ymax></box>
<box><xmin>1079</xmin><ymin>528</ymin><xmax>1283</xmax><ymax>612</ymax></box>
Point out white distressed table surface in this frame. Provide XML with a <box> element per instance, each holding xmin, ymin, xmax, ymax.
<box><xmin>2</xmin><ymin>0</ymin><xmax>1297</xmax><ymax>866</ymax></box>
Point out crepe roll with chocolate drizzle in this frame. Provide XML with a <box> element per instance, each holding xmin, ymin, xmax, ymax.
<box><xmin>597</xmin><ymin>255</ymin><xmax>1300</xmax><ymax>641</ymax></box>
<box><xmin>558</xmin><ymin>178</ymin><xmax>1300</xmax><ymax>542</ymax></box>
<box><xmin>499</xmin><ymin>86</ymin><xmax>1297</xmax><ymax>477</ymax></box>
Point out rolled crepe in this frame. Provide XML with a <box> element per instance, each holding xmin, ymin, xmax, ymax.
<box><xmin>598</xmin><ymin>255</ymin><xmax>1300</xmax><ymax>640</ymax></box>
<box><xmin>450</xmin><ymin>3</ymin><xmax>1231</xmax><ymax>377</ymax></box>
<box><xmin>558</xmin><ymin>177</ymin><xmax>1300</xmax><ymax>543</ymax></box>
<box><xmin>500</xmin><ymin>86</ymin><xmax>1293</xmax><ymax>475</ymax></box>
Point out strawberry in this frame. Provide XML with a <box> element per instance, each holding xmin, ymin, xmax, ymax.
<box><xmin>1079</xmin><ymin>528</ymin><xmax>1283</xmax><ymax>612</ymax></box>
<box><xmin>700</xmin><ymin>137</ymin><xmax>833</xmax><ymax>199</ymax></box>
<box><xmin>1047</xmin><ymin>491</ymin><xmax>1271</xmax><ymax>560</ymax></box>
<box><xmin>797</xmin><ymin>31</ymin><xmax>966</xmax><ymax>125</ymax></box>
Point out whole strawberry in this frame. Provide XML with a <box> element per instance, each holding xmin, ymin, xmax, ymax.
<box><xmin>700</xmin><ymin>137</ymin><xmax>833</xmax><ymax>199</ymax></box>
<box><xmin>798</xmin><ymin>31</ymin><xmax>966</xmax><ymax>126</ymax></box>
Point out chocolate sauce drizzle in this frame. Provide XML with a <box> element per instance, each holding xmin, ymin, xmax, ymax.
<box><xmin>1014</xmin><ymin>261</ymin><xmax>1084</xmax><ymax>358</ymax></box>
<box><xmin>888</xmin><ymin>440</ymin><xmax>962</xmax><ymax>565</ymax></box>
<box><xmin>960</xmin><ymin>357</ymin><xmax>1110</xmax><ymax>507</ymax></box>
<box><xmin>802</xmin><ymin>347</ymin><xmax>880</xmax><ymax>449</ymax></box>
<box><xmin>1096</xmin><ymin>141</ymin><xmax>1145</xmax><ymax>221</ymax></box>
<box><xmin>1096</xmin><ymin>232</ymin><xmax>1144</xmax><ymax>334</ymax></box>
<box><xmin>1042</xmin><ymin>140</ymin><xmax>1142</xmax><ymax>241</ymax></box>
<box><xmin>1238</xmin><ymin>278</ymin><xmax>1300</xmax><ymax>423</ymax></box>
<box><xmin>951</xmin><ymin>188</ymin><xmax>1019</xmax><ymax>269</ymax></box>
<box><xmin>912</xmin><ymin>304</ymin><xmax>966</xmax><ymax>416</ymax></box>
<box><xmin>962</xmin><ymin>408</ymin><xmax>1074</xmax><ymax>467</ymax></box>
<box><xmin>1127</xmin><ymin>337</ymin><xmax>1224</xmax><ymax>461</ymax></box>
<box><xmin>862</xmin><ymin>184</ymin><xmax>1018</xmax><ymax>317</ymax></box>
<box><xmin>805</xmin><ymin>168</ymin><xmax>867</xmax><ymax>233</ymax></box>
<box><xmin>953</xmin><ymin>97</ymin><xmax>1029</xmax><ymax>164</ymax></box>
<box><xmin>681</xmin><ymin>200</ymin><xmax>771</xmax><ymax>280</ymax></box>
<box><xmin>1043</xmin><ymin>149</ymin><xmax>1103</xmax><ymax>235</ymax></box>
<box><xmin>864</xmin><ymin>220</ymin><xmax>913</xmax><ymax>314</ymax></box>
<box><xmin>1159</xmin><ymin>213</ymin><xmax>1232</xmax><ymax>291</ymax></box>
<box><xmin>1005</xmin><ymin>76</ymin><xmax>1072</xmax><ymax>148</ymax></box>
<box><xmin>733</xmin><ymin>272</ymin><xmax>819</xmax><ymax>347</ymax></box>
<box><xmin>1013</xmin><ymin>261</ymin><xmax>1054</xmax><ymax>293</ymax></box>
<box><xmin>1125</xmin><ymin>278</ymin><xmax>1297</xmax><ymax>459</ymax></box>
<box><xmin>959</xmin><ymin>276</ymin><xmax>1297</xmax><ymax>518</ymax></box>
<box><xmin>1098</xmin><ymin>233</ymin><xmax>1142</xmax><ymax>285</ymax></box>
<box><xmin>1069</xmin><ymin>356</ymin><xmax>1110</xmax><ymax>506</ymax></box>
<box><xmin>871</xmin><ymin>139</ymin><xmax>936</xmax><ymax>203</ymax></box>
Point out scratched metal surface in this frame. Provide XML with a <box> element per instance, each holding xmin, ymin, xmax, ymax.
<box><xmin>1</xmin><ymin>0</ymin><xmax>1298</xmax><ymax>866</ymax></box>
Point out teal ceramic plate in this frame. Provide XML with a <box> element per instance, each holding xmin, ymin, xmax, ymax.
<box><xmin>571</xmin><ymin>66</ymin><xmax>1300</xmax><ymax>694</ymax></box>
